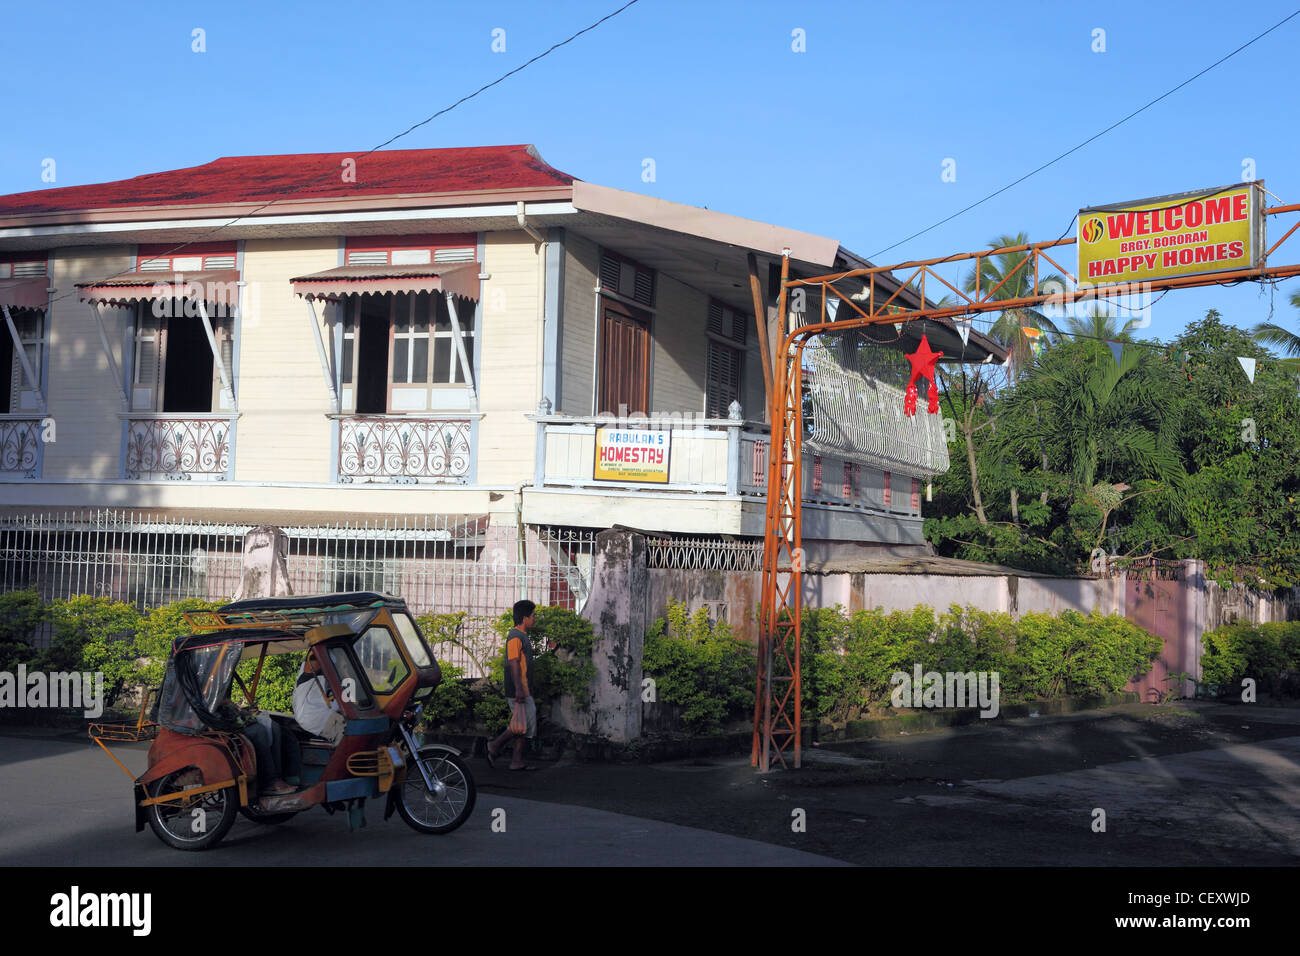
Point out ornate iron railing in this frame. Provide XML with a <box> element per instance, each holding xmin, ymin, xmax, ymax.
<box><xmin>125</xmin><ymin>416</ymin><xmax>231</xmax><ymax>480</ymax></box>
<box><xmin>0</xmin><ymin>418</ymin><xmax>42</xmax><ymax>477</ymax></box>
<box><xmin>337</xmin><ymin>416</ymin><xmax>471</xmax><ymax>483</ymax></box>
<box><xmin>645</xmin><ymin>536</ymin><xmax>763</xmax><ymax>572</ymax></box>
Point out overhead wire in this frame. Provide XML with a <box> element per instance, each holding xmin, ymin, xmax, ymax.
<box><xmin>866</xmin><ymin>8</ymin><xmax>1300</xmax><ymax>260</ymax></box>
<box><xmin>37</xmin><ymin>0</ymin><xmax>643</xmax><ymax>311</ymax></box>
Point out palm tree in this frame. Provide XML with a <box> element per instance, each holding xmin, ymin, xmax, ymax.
<box><xmin>1251</xmin><ymin>290</ymin><xmax>1300</xmax><ymax>376</ymax></box>
<box><xmin>961</xmin><ymin>232</ymin><xmax>1065</xmax><ymax>378</ymax></box>
<box><xmin>1002</xmin><ymin>338</ymin><xmax>1186</xmax><ymax>493</ymax></box>
<box><xmin>1062</xmin><ymin>305</ymin><xmax>1144</xmax><ymax>344</ymax></box>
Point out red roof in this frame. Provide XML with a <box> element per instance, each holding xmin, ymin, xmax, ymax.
<box><xmin>0</xmin><ymin>145</ymin><xmax>575</xmax><ymax>217</ymax></box>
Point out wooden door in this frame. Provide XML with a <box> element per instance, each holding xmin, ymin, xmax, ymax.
<box><xmin>598</xmin><ymin>301</ymin><xmax>650</xmax><ymax>414</ymax></box>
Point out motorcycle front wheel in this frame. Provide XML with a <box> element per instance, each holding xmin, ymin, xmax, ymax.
<box><xmin>395</xmin><ymin>748</ymin><xmax>476</xmax><ymax>834</ymax></box>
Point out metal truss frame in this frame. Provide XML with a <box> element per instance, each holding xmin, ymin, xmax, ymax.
<box><xmin>754</xmin><ymin>200</ymin><xmax>1300</xmax><ymax>770</ymax></box>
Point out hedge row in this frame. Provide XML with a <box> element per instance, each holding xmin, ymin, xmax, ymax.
<box><xmin>800</xmin><ymin>604</ymin><xmax>1162</xmax><ymax>725</ymax></box>
<box><xmin>1200</xmin><ymin>621</ymin><xmax>1300</xmax><ymax>697</ymax></box>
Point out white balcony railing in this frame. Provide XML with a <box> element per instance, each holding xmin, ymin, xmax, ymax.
<box><xmin>125</xmin><ymin>415</ymin><xmax>234</xmax><ymax>481</ymax></box>
<box><xmin>530</xmin><ymin>403</ymin><xmax>926</xmax><ymax>518</ymax></box>
<box><xmin>336</xmin><ymin>415</ymin><xmax>472</xmax><ymax>484</ymax></box>
<box><xmin>0</xmin><ymin>417</ymin><xmax>43</xmax><ymax>478</ymax></box>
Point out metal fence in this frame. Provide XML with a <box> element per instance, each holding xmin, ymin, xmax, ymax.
<box><xmin>0</xmin><ymin>510</ymin><xmax>596</xmax><ymax>676</ymax></box>
<box><xmin>644</xmin><ymin>535</ymin><xmax>763</xmax><ymax>572</ymax></box>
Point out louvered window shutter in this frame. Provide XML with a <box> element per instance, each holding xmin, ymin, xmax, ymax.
<box><xmin>709</xmin><ymin>301</ymin><xmax>724</xmax><ymax>336</ymax></box>
<box><xmin>599</xmin><ymin>253</ymin><xmax>622</xmax><ymax>291</ymax></box>
<box><xmin>706</xmin><ymin>342</ymin><xmax>741</xmax><ymax>419</ymax></box>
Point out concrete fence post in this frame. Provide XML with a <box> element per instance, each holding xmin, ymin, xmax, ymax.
<box><xmin>559</xmin><ymin>529</ymin><xmax>646</xmax><ymax>743</ymax></box>
<box><xmin>233</xmin><ymin>525</ymin><xmax>293</xmax><ymax>600</ymax></box>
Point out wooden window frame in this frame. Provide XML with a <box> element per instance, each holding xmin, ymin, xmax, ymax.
<box><xmin>341</xmin><ymin>292</ymin><xmax>474</xmax><ymax>414</ymax></box>
<box><xmin>596</xmin><ymin>297</ymin><xmax>651</xmax><ymax>416</ymax></box>
<box><xmin>130</xmin><ymin>301</ymin><xmax>233</xmax><ymax>414</ymax></box>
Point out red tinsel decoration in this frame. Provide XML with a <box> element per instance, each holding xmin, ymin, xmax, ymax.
<box><xmin>903</xmin><ymin>334</ymin><xmax>943</xmax><ymax>418</ymax></box>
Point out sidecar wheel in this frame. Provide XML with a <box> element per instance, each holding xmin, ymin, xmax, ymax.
<box><xmin>396</xmin><ymin>749</ymin><xmax>476</xmax><ymax>834</ymax></box>
<box><xmin>146</xmin><ymin>768</ymin><xmax>238</xmax><ymax>851</ymax></box>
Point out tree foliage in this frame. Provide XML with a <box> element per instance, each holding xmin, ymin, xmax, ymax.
<box><xmin>926</xmin><ymin>307</ymin><xmax>1300</xmax><ymax>587</ymax></box>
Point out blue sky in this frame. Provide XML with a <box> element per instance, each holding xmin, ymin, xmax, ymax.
<box><xmin>2</xmin><ymin>0</ymin><xmax>1297</xmax><ymax>347</ymax></box>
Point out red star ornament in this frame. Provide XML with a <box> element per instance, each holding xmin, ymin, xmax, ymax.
<box><xmin>904</xmin><ymin>333</ymin><xmax>943</xmax><ymax>417</ymax></box>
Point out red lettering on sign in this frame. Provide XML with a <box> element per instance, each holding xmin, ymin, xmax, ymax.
<box><xmin>1106</xmin><ymin>213</ymin><xmax>1136</xmax><ymax>238</ymax></box>
<box><xmin>1204</xmin><ymin>198</ymin><xmax>1233</xmax><ymax>225</ymax></box>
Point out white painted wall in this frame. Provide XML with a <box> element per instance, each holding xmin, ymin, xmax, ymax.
<box><xmin>236</xmin><ymin>237</ymin><xmax>337</xmax><ymax>483</ymax></box>
<box><xmin>43</xmin><ymin>246</ymin><xmax>134</xmax><ymax>480</ymax></box>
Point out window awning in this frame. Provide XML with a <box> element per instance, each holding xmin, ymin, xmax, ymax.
<box><xmin>76</xmin><ymin>269</ymin><xmax>241</xmax><ymax>307</ymax></box>
<box><xmin>0</xmin><ymin>276</ymin><xmax>49</xmax><ymax>310</ymax></box>
<box><xmin>289</xmin><ymin>262</ymin><xmax>481</xmax><ymax>302</ymax></box>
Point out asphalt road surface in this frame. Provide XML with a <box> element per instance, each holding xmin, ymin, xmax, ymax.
<box><xmin>2</xmin><ymin>701</ymin><xmax>1297</xmax><ymax>866</ymax></box>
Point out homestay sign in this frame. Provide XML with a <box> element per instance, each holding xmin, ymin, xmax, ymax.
<box><xmin>1078</xmin><ymin>183</ymin><xmax>1263</xmax><ymax>284</ymax></box>
<box><xmin>594</xmin><ymin>427</ymin><xmax>670</xmax><ymax>483</ymax></box>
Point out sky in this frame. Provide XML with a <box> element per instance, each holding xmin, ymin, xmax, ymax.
<box><xmin>2</xmin><ymin>0</ymin><xmax>1297</xmax><ymax>348</ymax></box>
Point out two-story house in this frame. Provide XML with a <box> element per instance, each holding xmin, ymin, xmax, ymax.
<box><xmin>0</xmin><ymin>145</ymin><xmax>1006</xmax><ymax>617</ymax></box>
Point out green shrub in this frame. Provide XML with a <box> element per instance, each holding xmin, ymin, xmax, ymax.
<box><xmin>36</xmin><ymin>596</ymin><xmax>142</xmax><ymax>706</ymax></box>
<box><xmin>0</xmin><ymin>590</ymin><xmax>45</xmax><ymax>672</ymax></box>
<box><xmin>1007</xmin><ymin>610</ymin><xmax>1160</xmax><ymax>699</ymax></box>
<box><xmin>421</xmin><ymin>661</ymin><xmax>472</xmax><ymax>728</ymax></box>
<box><xmin>642</xmin><ymin>602</ymin><xmax>755</xmax><ymax>734</ymax></box>
<box><xmin>491</xmin><ymin>605</ymin><xmax>597</xmax><ymax>706</ymax></box>
<box><xmin>474</xmin><ymin>694</ymin><xmax>511</xmax><ymax>735</ymax></box>
<box><xmin>134</xmin><ymin>599</ymin><xmax>222</xmax><ymax>688</ymax></box>
<box><xmin>1202</xmin><ymin>621</ymin><xmax>1300</xmax><ymax>696</ymax></box>
<box><xmin>800</xmin><ymin>603</ymin><xmax>1160</xmax><ymax>725</ymax></box>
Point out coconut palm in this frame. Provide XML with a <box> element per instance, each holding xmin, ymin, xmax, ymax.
<box><xmin>1062</xmin><ymin>305</ymin><xmax>1144</xmax><ymax>344</ymax></box>
<box><xmin>962</xmin><ymin>232</ymin><xmax>1065</xmax><ymax>378</ymax></box>
<box><xmin>1001</xmin><ymin>338</ymin><xmax>1186</xmax><ymax>493</ymax></box>
<box><xmin>1250</xmin><ymin>290</ymin><xmax>1300</xmax><ymax>376</ymax></box>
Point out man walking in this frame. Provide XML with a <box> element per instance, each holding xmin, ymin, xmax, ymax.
<box><xmin>486</xmin><ymin>599</ymin><xmax>538</xmax><ymax>771</ymax></box>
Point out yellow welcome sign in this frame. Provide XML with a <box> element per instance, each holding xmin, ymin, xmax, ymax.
<box><xmin>1078</xmin><ymin>183</ymin><xmax>1264</xmax><ymax>284</ymax></box>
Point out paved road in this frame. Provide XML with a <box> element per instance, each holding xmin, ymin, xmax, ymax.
<box><xmin>0</xmin><ymin>734</ymin><xmax>843</xmax><ymax>866</ymax></box>
<box><xmin>2</xmin><ymin>702</ymin><xmax>1297</xmax><ymax>866</ymax></box>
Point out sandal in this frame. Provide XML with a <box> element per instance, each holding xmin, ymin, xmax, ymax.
<box><xmin>507</xmin><ymin>764</ymin><xmax>538</xmax><ymax>772</ymax></box>
<box><xmin>484</xmin><ymin>745</ymin><xmax>497</xmax><ymax>769</ymax></box>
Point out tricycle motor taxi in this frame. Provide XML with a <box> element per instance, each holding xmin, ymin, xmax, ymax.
<box><xmin>90</xmin><ymin>592</ymin><xmax>475</xmax><ymax>851</ymax></box>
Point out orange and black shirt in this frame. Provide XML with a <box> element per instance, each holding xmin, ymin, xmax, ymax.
<box><xmin>503</xmin><ymin>628</ymin><xmax>533</xmax><ymax>698</ymax></box>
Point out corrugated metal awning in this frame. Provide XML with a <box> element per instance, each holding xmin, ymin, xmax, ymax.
<box><xmin>0</xmin><ymin>276</ymin><xmax>49</xmax><ymax>310</ymax></box>
<box><xmin>76</xmin><ymin>269</ymin><xmax>241</xmax><ymax>307</ymax></box>
<box><xmin>290</xmin><ymin>262</ymin><xmax>481</xmax><ymax>302</ymax></box>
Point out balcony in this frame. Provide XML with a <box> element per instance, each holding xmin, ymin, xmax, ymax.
<box><xmin>335</xmin><ymin>415</ymin><xmax>473</xmax><ymax>484</ymax></box>
<box><xmin>0</xmin><ymin>417</ymin><xmax>43</xmax><ymax>479</ymax></box>
<box><xmin>124</xmin><ymin>415</ymin><xmax>234</xmax><ymax>481</ymax></box>
<box><xmin>525</xmin><ymin>404</ymin><xmax>939</xmax><ymax>543</ymax></box>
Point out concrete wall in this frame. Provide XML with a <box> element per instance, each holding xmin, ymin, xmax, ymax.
<box><xmin>650</xmin><ymin>568</ymin><xmax>1143</xmax><ymax>644</ymax></box>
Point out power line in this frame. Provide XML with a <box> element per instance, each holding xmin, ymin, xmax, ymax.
<box><xmin>868</xmin><ymin>8</ymin><xmax>1300</xmax><ymax>260</ymax></box>
<box><xmin>43</xmin><ymin>0</ymin><xmax>642</xmax><ymax>309</ymax></box>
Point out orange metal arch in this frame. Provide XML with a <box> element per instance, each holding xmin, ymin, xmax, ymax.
<box><xmin>754</xmin><ymin>204</ymin><xmax>1300</xmax><ymax>770</ymax></box>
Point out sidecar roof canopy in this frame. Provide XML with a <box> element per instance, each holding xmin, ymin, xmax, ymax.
<box><xmin>219</xmin><ymin>591</ymin><xmax>406</xmax><ymax>614</ymax></box>
<box><xmin>174</xmin><ymin>592</ymin><xmax>406</xmax><ymax>653</ymax></box>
